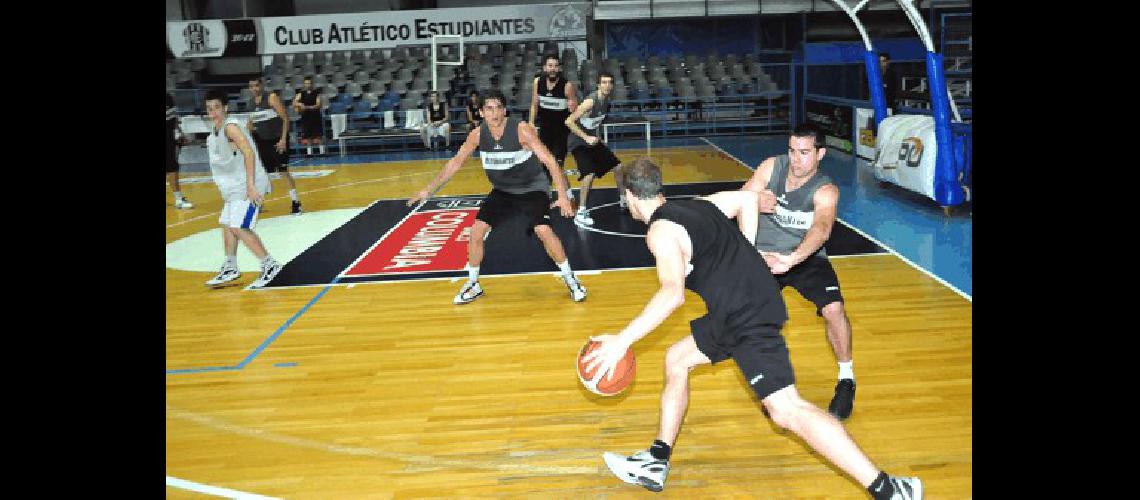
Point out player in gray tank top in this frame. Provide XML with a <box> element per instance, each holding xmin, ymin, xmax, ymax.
<box><xmin>564</xmin><ymin>71</ymin><xmax>625</xmax><ymax>227</ymax></box>
<box><xmin>407</xmin><ymin>89</ymin><xmax>589</xmax><ymax>305</ymax></box>
<box><xmin>742</xmin><ymin>123</ymin><xmax>859</xmax><ymax>420</ymax></box>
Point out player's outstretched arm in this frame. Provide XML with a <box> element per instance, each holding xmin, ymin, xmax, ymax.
<box><xmin>699</xmin><ymin>190</ymin><xmax>760</xmax><ymax>246</ymax></box>
<box><xmin>519</xmin><ymin>121</ymin><xmax>574</xmax><ymax>216</ymax></box>
<box><xmin>742</xmin><ymin>156</ymin><xmax>778</xmax><ymax>213</ymax></box>
<box><xmin>407</xmin><ymin>127</ymin><xmax>480</xmax><ymax>206</ymax></box>
<box><xmin>583</xmin><ymin>221</ymin><xmax>688</xmax><ymax>380</ymax></box>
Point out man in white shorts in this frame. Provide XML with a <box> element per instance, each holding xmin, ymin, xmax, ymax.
<box><xmin>202</xmin><ymin>89</ymin><xmax>282</xmax><ymax>288</ymax></box>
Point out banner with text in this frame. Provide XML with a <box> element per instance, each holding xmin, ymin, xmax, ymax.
<box><xmin>167</xmin><ymin>3</ymin><xmax>588</xmax><ymax>58</ymax></box>
<box><xmin>166</xmin><ymin>19</ymin><xmax>259</xmax><ymax>58</ymax></box>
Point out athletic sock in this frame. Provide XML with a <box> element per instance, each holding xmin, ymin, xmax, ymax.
<box><xmin>306</xmin><ymin>147</ymin><xmax>313</xmax><ymax>155</ymax></box>
<box><xmin>467</xmin><ymin>265</ymin><xmax>480</xmax><ymax>282</ymax></box>
<box><xmin>224</xmin><ymin>255</ymin><xmax>237</xmax><ymax>268</ymax></box>
<box><xmin>648</xmin><ymin>440</ymin><xmax>672</xmax><ymax>461</ymax></box>
<box><xmin>838</xmin><ymin>361</ymin><xmax>854</xmax><ymax>381</ymax></box>
<box><xmin>319</xmin><ymin>145</ymin><xmax>326</xmax><ymax>154</ymax></box>
<box><xmin>173</xmin><ymin>190</ymin><xmax>184</xmax><ymax>202</ymax></box>
<box><xmin>868</xmin><ymin>471</ymin><xmax>894</xmax><ymax>500</ymax></box>
<box><xmin>260</xmin><ymin>255</ymin><xmax>276</xmax><ymax>268</ymax></box>
<box><xmin>289</xmin><ymin>189</ymin><xmax>299</xmax><ymax>202</ymax></box>
<box><xmin>556</xmin><ymin>260</ymin><xmax>573</xmax><ymax>280</ymax></box>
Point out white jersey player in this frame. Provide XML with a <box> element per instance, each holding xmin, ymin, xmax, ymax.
<box><xmin>202</xmin><ymin>89</ymin><xmax>282</xmax><ymax>289</ymax></box>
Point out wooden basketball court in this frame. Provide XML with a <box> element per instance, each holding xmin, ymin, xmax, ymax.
<box><xmin>166</xmin><ymin>143</ymin><xmax>971</xmax><ymax>498</ymax></box>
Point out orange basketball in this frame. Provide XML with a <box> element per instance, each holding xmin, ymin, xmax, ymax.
<box><xmin>577</xmin><ymin>340</ymin><xmax>636</xmax><ymax>396</ymax></box>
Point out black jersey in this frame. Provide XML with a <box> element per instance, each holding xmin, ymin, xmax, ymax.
<box><xmin>535</xmin><ymin>75</ymin><xmax>571</xmax><ymax>129</ymax></box>
<box><xmin>251</xmin><ymin>92</ymin><xmax>284</xmax><ymax>140</ymax></box>
<box><xmin>427</xmin><ymin>102</ymin><xmax>447</xmax><ymax>122</ymax></box>
<box><xmin>649</xmin><ymin>199</ymin><xmax>788</xmax><ymax>339</ymax></box>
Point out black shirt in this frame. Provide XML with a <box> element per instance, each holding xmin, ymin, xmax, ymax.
<box><xmin>648</xmin><ymin>199</ymin><xmax>788</xmax><ymax>337</ymax></box>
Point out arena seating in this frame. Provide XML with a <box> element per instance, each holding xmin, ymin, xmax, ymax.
<box><xmin>169</xmin><ymin>42</ymin><xmax>791</xmax><ymax>154</ymax></box>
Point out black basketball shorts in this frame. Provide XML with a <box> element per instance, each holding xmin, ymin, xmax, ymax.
<box><xmin>538</xmin><ymin>122</ymin><xmax>569</xmax><ymax>163</ymax></box>
<box><xmin>253</xmin><ymin>134</ymin><xmax>290</xmax><ymax>173</ymax></box>
<box><xmin>690</xmin><ymin>314</ymin><xmax>796</xmax><ymax>400</ymax></box>
<box><xmin>776</xmin><ymin>255</ymin><xmax>845</xmax><ymax>315</ymax></box>
<box><xmin>166</xmin><ymin>136</ymin><xmax>179</xmax><ymax>173</ymax></box>
<box><xmin>475</xmin><ymin>189</ymin><xmax>553</xmax><ymax>234</ymax></box>
<box><xmin>571</xmin><ymin>142</ymin><xmax>621</xmax><ymax>180</ymax></box>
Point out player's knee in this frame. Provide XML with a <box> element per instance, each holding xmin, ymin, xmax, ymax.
<box><xmin>763</xmin><ymin>388</ymin><xmax>809</xmax><ymax>429</ymax></box>
<box><xmin>664</xmin><ymin>342</ymin><xmax>696</xmax><ymax>376</ymax></box>
<box><xmin>533</xmin><ymin>225</ymin><xmax>554</xmax><ymax>239</ymax></box>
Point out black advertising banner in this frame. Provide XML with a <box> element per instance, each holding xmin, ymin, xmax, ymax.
<box><xmin>804</xmin><ymin>99</ymin><xmax>854</xmax><ymax>154</ymax></box>
<box><xmin>167</xmin><ymin>19</ymin><xmax>257</xmax><ymax>58</ymax></box>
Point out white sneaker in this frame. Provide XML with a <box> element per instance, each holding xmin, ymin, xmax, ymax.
<box><xmin>564</xmin><ymin>274</ymin><xmax>587</xmax><ymax>302</ymax></box>
<box><xmin>251</xmin><ymin>259</ymin><xmax>282</xmax><ymax>288</ymax></box>
<box><xmin>574</xmin><ymin>210</ymin><xmax>595</xmax><ymax>226</ymax></box>
<box><xmin>887</xmin><ymin>476</ymin><xmax>923</xmax><ymax>500</ymax></box>
<box><xmin>175</xmin><ymin>198</ymin><xmax>194</xmax><ymax>209</ymax></box>
<box><xmin>453</xmin><ymin>280</ymin><xmax>483</xmax><ymax>304</ymax></box>
<box><xmin>205</xmin><ymin>265</ymin><xmax>240</xmax><ymax>287</ymax></box>
<box><xmin>603</xmin><ymin>450</ymin><xmax>669</xmax><ymax>492</ymax></box>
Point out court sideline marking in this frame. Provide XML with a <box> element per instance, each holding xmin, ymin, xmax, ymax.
<box><xmin>699</xmin><ymin>136</ymin><xmax>972</xmax><ymax>302</ymax></box>
<box><xmin>168</xmin><ymin>202</ymin><xmax>427</xmax><ymax>375</ymax></box>
<box><xmin>167</xmin><ymin>405</ymin><xmax>597</xmax><ymax>475</ymax></box>
<box><xmin>166</xmin><ymin>475</ymin><xmax>279</xmax><ymax>499</ymax></box>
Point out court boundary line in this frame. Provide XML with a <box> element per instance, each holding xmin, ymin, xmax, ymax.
<box><xmin>167</xmin><ymin>405</ymin><xmax>597</xmax><ymax>476</ymax></box>
<box><xmin>698</xmin><ymin>136</ymin><xmax>972</xmax><ymax>302</ymax></box>
<box><xmin>166</xmin><ymin>475</ymin><xmax>280</xmax><ymax>499</ymax></box>
<box><xmin>166</xmin><ymin>278</ymin><xmax>340</xmax><ymax>375</ymax></box>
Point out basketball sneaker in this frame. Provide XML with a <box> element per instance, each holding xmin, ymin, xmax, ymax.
<box><xmin>251</xmin><ymin>258</ymin><xmax>282</xmax><ymax>288</ymax></box>
<box><xmin>291</xmin><ymin>200</ymin><xmax>304</xmax><ymax>215</ymax></box>
<box><xmin>175</xmin><ymin>198</ymin><xmax>194</xmax><ymax>209</ymax></box>
<box><xmin>454</xmin><ymin>280</ymin><xmax>483</xmax><ymax>304</ymax></box>
<box><xmin>881</xmin><ymin>476</ymin><xmax>923</xmax><ymax>500</ymax></box>
<box><xmin>564</xmin><ymin>274</ymin><xmax>587</xmax><ymax>302</ymax></box>
<box><xmin>828</xmin><ymin>378</ymin><xmax>856</xmax><ymax>420</ymax></box>
<box><xmin>574</xmin><ymin>209</ymin><xmax>594</xmax><ymax>226</ymax></box>
<box><xmin>205</xmin><ymin>265</ymin><xmax>240</xmax><ymax>287</ymax></box>
<box><xmin>602</xmin><ymin>450</ymin><xmax>669</xmax><ymax>492</ymax></box>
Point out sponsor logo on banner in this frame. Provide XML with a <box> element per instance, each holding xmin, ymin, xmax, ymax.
<box><xmin>344</xmin><ymin>205</ymin><xmax>480</xmax><ymax>276</ymax></box>
<box><xmin>899</xmin><ymin>137</ymin><xmax>924</xmax><ymax>168</ymax></box>
<box><xmin>550</xmin><ymin>4</ymin><xmax>586</xmax><ymax>37</ymax></box>
<box><xmin>167</xmin><ymin>19</ymin><xmax>257</xmax><ymax>58</ymax></box>
<box><xmin>172</xmin><ymin>21</ymin><xmax>226</xmax><ymax>57</ymax></box>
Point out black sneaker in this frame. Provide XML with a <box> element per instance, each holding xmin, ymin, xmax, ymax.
<box><xmin>828</xmin><ymin>378</ymin><xmax>856</xmax><ymax>420</ymax></box>
<box><xmin>291</xmin><ymin>200</ymin><xmax>304</xmax><ymax>215</ymax></box>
